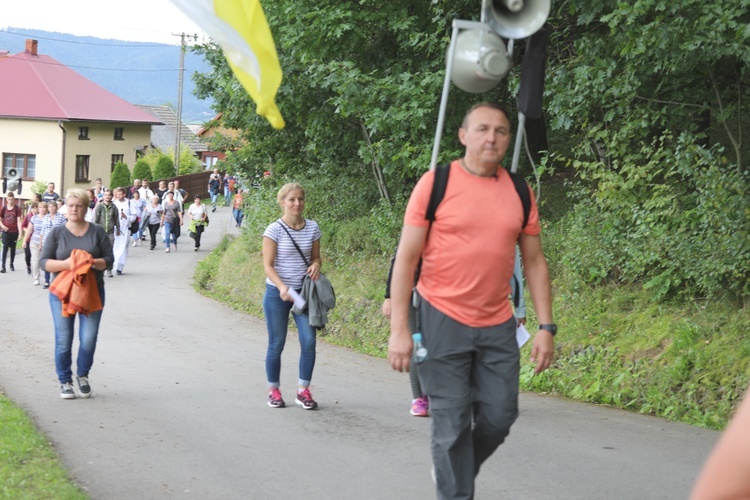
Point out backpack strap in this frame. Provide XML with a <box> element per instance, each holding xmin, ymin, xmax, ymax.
<box><xmin>425</xmin><ymin>163</ymin><xmax>450</xmax><ymax>223</ymax></box>
<box><xmin>508</xmin><ymin>171</ymin><xmax>531</xmax><ymax>229</ymax></box>
<box><xmin>426</xmin><ymin>163</ymin><xmax>530</xmax><ymax>229</ymax></box>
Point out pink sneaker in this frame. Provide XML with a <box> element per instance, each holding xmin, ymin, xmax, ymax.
<box><xmin>295</xmin><ymin>388</ymin><xmax>318</xmax><ymax>410</ymax></box>
<box><xmin>267</xmin><ymin>388</ymin><xmax>285</xmax><ymax>408</ymax></box>
<box><xmin>410</xmin><ymin>396</ymin><xmax>429</xmax><ymax>417</ymax></box>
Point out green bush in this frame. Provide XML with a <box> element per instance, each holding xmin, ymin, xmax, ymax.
<box><xmin>559</xmin><ymin>132</ymin><xmax>749</xmax><ymax>300</ymax></box>
<box><xmin>132</xmin><ymin>159</ymin><xmax>153</xmax><ymax>183</ymax></box>
<box><xmin>109</xmin><ymin>162</ymin><xmax>131</xmax><ymax>190</ymax></box>
<box><xmin>153</xmin><ymin>155</ymin><xmax>176</xmax><ymax>182</ymax></box>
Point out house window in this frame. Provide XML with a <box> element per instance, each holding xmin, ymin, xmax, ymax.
<box><xmin>75</xmin><ymin>155</ymin><xmax>90</xmax><ymax>182</ymax></box>
<box><xmin>79</xmin><ymin>127</ymin><xmax>89</xmax><ymax>140</ymax></box>
<box><xmin>114</xmin><ymin>127</ymin><xmax>124</xmax><ymax>140</ymax></box>
<box><xmin>3</xmin><ymin>153</ymin><xmax>36</xmax><ymax>180</ymax></box>
<box><xmin>204</xmin><ymin>154</ymin><xmax>220</xmax><ymax>168</ymax></box>
<box><xmin>111</xmin><ymin>154</ymin><xmax>124</xmax><ymax>172</ymax></box>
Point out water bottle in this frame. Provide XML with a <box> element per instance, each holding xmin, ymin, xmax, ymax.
<box><xmin>412</xmin><ymin>333</ymin><xmax>428</xmax><ymax>363</ymax></box>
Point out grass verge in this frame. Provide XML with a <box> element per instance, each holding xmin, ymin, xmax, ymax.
<box><xmin>0</xmin><ymin>394</ymin><xmax>87</xmax><ymax>499</ymax></box>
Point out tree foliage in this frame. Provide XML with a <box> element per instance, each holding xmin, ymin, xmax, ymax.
<box><xmin>109</xmin><ymin>162</ymin><xmax>131</xmax><ymax>190</ymax></box>
<box><xmin>132</xmin><ymin>159</ymin><xmax>154</xmax><ymax>183</ymax></box>
<box><xmin>191</xmin><ymin>0</ymin><xmax>749</xmax><ymax>298</ymax></box>
<box><xmin>543</xmin><ymin>0</ymin><xmax>750</xmax><ymax>298</ymax></box>
<box><xmin>153</xmin><ymin>155</ymin><xmax>175</xmax><ymax>182</ymax></box>
<box><xmin>192</xmin><ymin>0</ymin><xmax>509</xmax><ymax>214</ymax></box>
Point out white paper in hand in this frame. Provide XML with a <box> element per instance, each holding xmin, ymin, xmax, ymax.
<box><xmin>516</xmin><ymin>324</ymin><xmax>531</xmax><ymax>348</ymax></box>
<box><xmin>287</xmin><ymin>288</ymin><xmax>306</xmax><ymax>309</ymax></box>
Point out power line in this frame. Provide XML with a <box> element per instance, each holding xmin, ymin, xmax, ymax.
<box><xmin>17</xmin><ymin>57</ymin><xmax>180</xmax><ymax>73</ymax></box>
<box><xmin>0</xmin><ymin>28</ymin><xmax>180</xmax><ymax>47</ymax></box>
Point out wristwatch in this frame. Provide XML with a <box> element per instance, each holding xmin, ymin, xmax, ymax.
<box><xmin>539</xmin><ymin>324</ymin><xmax>557</xmax><ymax>336</ymax></box>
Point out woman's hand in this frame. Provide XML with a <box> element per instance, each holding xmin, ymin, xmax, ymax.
<box><xmin>279</xmin><ymin>285</ymin><xmax>293</xmax><ymax>302</ymax></box>
<box><xmin>307</xmin><ymin>262</ymin><xmax>321</xmax><ymax>281</ymax></box>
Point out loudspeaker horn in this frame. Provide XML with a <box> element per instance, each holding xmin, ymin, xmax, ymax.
<box><xmin>483</xmin><ymin>0</ymin><xmax>551</xmax><ymax>39</ymax></box>
<box><xmin>449</xmin><ymin>28</ymin><xmax>510</xmax><ymax>93</ymax></box>
<box><xmin>3</xmin><ymin>167</ymin><xmax>22</xmax><ymax>195</ymax></box>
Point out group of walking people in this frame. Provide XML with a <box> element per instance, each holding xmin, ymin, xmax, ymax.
<box><xmin>2</xmin><ymin>177</ymin><xmax>215</xmax><ymax>292</ymax></box>
<box><xmin>3</xmin><ymin>104</ymin><xmax>553</xmax><ymax>499</ymax></box>
<box><xmin>27</xmin><ymin>177</ymin><xmax>214</xmax><ymax>402</ymax></box>
<box><xmin>8</xmin><ymin>102</ymin><xmax>748</xmax><ymax>499</ymax></box>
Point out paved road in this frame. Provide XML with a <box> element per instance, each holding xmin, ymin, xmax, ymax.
<box><xmin>1</xmin><ymin>207</ymin><xmax>719</xmax><ymax>499</ymax></box>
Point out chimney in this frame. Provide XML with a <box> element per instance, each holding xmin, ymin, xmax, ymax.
<box><xmin>25</xmin><ymin>39</ymin><xmax>38</xmax><ymax>56</ymax></box>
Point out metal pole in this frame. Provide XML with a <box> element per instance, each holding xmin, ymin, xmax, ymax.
<box><xmin>174</xmin><ymin>33</ymin><xmax>186</xmax><ymax>175</ymax></box>
<box><xmin>430</xmin><ymin>24</ymin><xmax>458</xmax><ymax>171</ymax></box>
<box><xmin>510</xmin><ymin>111</ymin><xmax>526</xmax><ymax>173</ymax></box>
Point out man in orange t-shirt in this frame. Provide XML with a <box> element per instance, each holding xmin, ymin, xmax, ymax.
<box><xmin>388</xmin><ymin>102</ymin><xmax>555</xmax><ymax>499</ymax></box>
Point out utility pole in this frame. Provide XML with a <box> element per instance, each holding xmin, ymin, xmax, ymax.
<box><xmin>173</xmin><ymin>33</ymin><xmax>197</xmax><ymax>175</ymax></box>
<box><xmin>174</xmin><ymin>33</ymin><xmax>187</xmax><ymax>175</ymax></box>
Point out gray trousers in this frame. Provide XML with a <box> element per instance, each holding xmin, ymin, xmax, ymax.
<box><xmin>416</xmin><ymin>296</ymin><xmax>519</xmax><ymax>500</ymax></box>
<box><xmin>105</xmin><ymin>232</ymin><xmax>115</xmax><ymax>270</ymax></box>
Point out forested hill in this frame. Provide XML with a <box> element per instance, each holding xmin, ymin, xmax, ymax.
<box><xmin>0</xmin><ymin>27</ymin><xmax>214</xmax><ymax>123</ymax></box>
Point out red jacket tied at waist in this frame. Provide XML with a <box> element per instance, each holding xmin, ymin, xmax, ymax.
<box><xmin>49</xmin><ymin>248</ymin><xmax>102</xmax><ymax>317</ymax></box>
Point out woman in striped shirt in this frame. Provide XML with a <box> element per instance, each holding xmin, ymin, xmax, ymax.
<box><xmin>41</xmin><ymin>200</ymin><xmax>67</xmax><ymax>288</ymax></box>
<box><xmin>23</xmin><ymin>201</ymin><xmax>47</xmax><ymax>285</ymax></box>
<box><xmin>262</xmin><ymin>183</ymin><xmax>322</xmax><ymax>410</ymax></box>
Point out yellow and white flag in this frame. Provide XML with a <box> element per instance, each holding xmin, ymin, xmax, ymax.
<box><xmin>171</xmin><ymin>0</ymin><xmax>285</xmax><ymax>129</ymax></box>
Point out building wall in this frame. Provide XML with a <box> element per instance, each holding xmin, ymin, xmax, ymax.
<box><xmin>0</xmin><ymin>118</ymin><xmax>64</xmax><ymax>194</ymax></box>
<box><xmin>0</xmin><ymin>119</ymin><xmax>152</xmax><ymax>197</ymax></box>
<box><xmin>62</xmin><ymin>122</ymin><xmax>152</xmax><ymax>191</ymax></box>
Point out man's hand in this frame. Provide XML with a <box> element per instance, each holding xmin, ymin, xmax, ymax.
<box><xmin>388</xmin><ymin>328</ymin><xmax>413</xmax><ymax>373</ymax></box>
<box><xmin>530</xmin><ymin>330</ymin><xmax>554</xmax><ymax>374</ymax></box>
<box><xmin>381</xmin><ymin>298</ymin><xmax>392</xmax><ymax>319</ymax></box>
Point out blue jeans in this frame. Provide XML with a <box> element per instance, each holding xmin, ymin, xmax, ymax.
<box><xmin>263</xmin><ymin>283</ymin><xmax>317</xmax><ymax>387</ymax></box>
<box><xmin>210</xmin><ymin>190</ymin><xmax>219</xmax><ymax>209</ymax></box>
<box><xmin>233</xmin><ymin>209</ymin><xmax>244</xmax><ymax>226</ymax></box>
<box><xmin>49</xmin><ymin>288</ymin><xmax>105</xmax><ymax>383</ymax></box>
<box><xmin>163</xmin><ymin>221</ymin><xmax>175</xmax><ymax>248</ymax></box>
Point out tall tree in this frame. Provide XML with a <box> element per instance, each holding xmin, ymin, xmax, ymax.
<box><xmin>192</xmin><ymin>0</ymin><xmax>508</xmax><ymax>209</ymax></box>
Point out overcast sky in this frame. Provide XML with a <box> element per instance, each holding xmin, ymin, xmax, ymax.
<box><xmin>1</xmin><ymin>0</ymin><xmax>206</xmax><ymax>44</ymax></box>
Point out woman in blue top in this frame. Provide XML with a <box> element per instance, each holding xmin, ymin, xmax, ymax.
<box><xmin>262</xmin><ymin>183</ymin><xmax>322</xmax><ymax>410</ymax></box>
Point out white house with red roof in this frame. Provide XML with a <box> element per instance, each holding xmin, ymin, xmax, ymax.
<box><xmin>0</xmin><ymin>39</ymin><xmax>163</xmax><ymax>198</ymax></box>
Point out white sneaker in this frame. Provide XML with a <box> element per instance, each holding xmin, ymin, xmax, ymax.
<box><xmin>165</xmin><ymin>248</ymin><xmax>170</xmax><ymax>253</ymax></box>
<box><xmin>132</xmin><ymin>241</ymin><xmax>137</xmax><ymax>247</ymax></box>
<box><xmin>33</xmin><ymin>279</ymin><xmax>40</xmax><ymax>286</ymax></box>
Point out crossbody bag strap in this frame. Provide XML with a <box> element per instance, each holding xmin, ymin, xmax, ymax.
<box><xmin>277</xmin><ymin>220</ymin><xmax>311</xmax><ymax>267</ymax></box>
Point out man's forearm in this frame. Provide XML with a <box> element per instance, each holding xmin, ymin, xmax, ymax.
<box><xmin>525</xmin><ymin>261</ymin><xmax>552</xmax><ymax>324</ymax></box>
